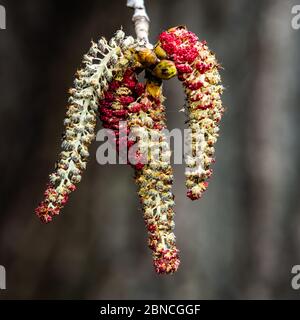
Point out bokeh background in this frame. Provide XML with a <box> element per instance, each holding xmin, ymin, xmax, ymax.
<box><xmin>0</xmin><ymin>0</ymin><xmax>300</xmax><ymax>299</ymax></box>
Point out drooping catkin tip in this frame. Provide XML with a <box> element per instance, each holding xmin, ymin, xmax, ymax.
<box><xmin>153</xmin><ymin>249</ymin><xmax>180</xmax><ymax>274</ymax></box>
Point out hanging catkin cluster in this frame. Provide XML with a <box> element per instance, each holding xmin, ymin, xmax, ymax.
<box><xmin>36</xmin><ymin>26</ymin><xmax>224</xmax><ymax>274</ymax></box>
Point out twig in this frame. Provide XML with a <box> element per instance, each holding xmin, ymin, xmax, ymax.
<box><xmin>127</xmin><ymin>0</ymin><xmax>152</xmax><ymax>48</ymax></box>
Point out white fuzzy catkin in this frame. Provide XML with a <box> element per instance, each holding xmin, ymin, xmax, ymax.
<box><xmin>36</xmin><ymin>30</ymin><xmax>138</xmax><ymax>223</ymax></box>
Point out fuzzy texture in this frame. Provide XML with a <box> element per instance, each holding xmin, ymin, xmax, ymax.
<box><xmin>128</xmin><ymin>77</ymin><xmax>180</xmax><ymax>274</ymax></box>
<box><xmin>98</xmin><ymin>68</ymin><xmax>145</xmax><ymax>167</ymax></box>
<box><xmin>35</xmin><ymin>25</ymin><xmax>225</xmax><ymax>275</ymax></box>
<box><xmin>99</xmin><ymin>70</ymin><xmax>180</xmax><ymax>274</ymax></box>
<box><xmin>35</xmin><ymin>30</ymin><xmax>138</xmax><ymax>223</ymax></box>
<box><xmin>156</xmin><ymin>26</ymin><xmax>224</xmax><ymax>200</ymax></box>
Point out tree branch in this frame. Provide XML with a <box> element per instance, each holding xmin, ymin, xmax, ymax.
<box><xmin>127</xmin><ymin>0</ymin><xmax>152</xmax><ymax>48</ymax></box>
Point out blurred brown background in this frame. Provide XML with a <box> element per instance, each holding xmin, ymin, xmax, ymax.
<box><xmin>0</xmin><ymin>0</ymin><xmax>300</xmax><ymax>299</ymax></box>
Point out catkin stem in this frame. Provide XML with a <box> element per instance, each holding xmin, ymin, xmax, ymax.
<box><xmin>127</xmin><ymin>0</ymin><xmax>152</xmax><ymax>48</ymax></box>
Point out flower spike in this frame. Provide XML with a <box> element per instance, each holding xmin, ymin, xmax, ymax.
<box><xmin>128</xmin><ymin>74</ymin><xmax>180</xmax><ymax>274</ymax></box>
<box><xmin>156</xmin><ymin>26</ymin><xmax>224</xmax><ymax>200</ymax></box>
<box><xmin>98</xmin><ymin>67</ymin><xmax>180</xmax><ymax>274</ymax></box>
<box><xmin>36</xmin><ymin>31</ymin><xmax>139</xmax><ymax>223</ymax></box>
